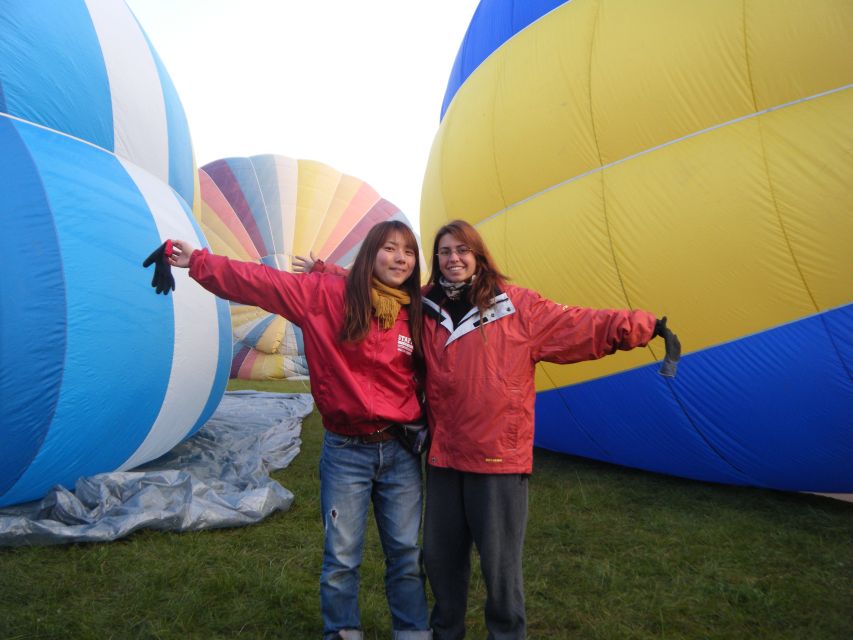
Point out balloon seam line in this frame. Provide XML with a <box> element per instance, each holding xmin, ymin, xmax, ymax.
<box><xmin>475</xmin><ymin>83</ymin><xmax>853</xmax><ymax>227</ymax></box>
<box><xmin>539</xmin><ymin>363</ymin><xmax>612</xmax><ymax>459</ymax></box>
<box><xmin>249</xmin><ymin>157</ymin><xmax>275</xmax><ymax>260</ymax></box>
<box><xmin>1</xmin><ymin>112</ymin><xmax>117</xmax><ymax>159</ymax></box>
<box><xmin>490</xmin><ymin>47</ymin><xmax>509</xmax><ymax>240</ymax></box>
<box><xmin>0</xmin><ymin>123</ymin><xmax>68</xmax><ymax>500</ymax></box>
<box><xmin>663</xmin><ymin>374</ymin><xmax>750</xmax><ymax>479</ymax></box>
<box><xmin>310</xmin><ymin>171</ymin><xmax>345</xmax><ymax>258</ymax></box>
<box><xmin>754</xmin><ymin>114</ymin><xmax>821</xmax><ymax>314</ymax></box>
<box><xmin>817</xmin><ymin>313</ymin><xmax>853</xmax><ymax>387</ymax></box>
<box><xmin>587</xmin><ymin>0</ymin><xmax>605</xmax><ymax>170</ymax></box>
<box><xmin>588</xmin><ymin>1</ymin><xmax>639</xmax><ymax>371</ymax></box>
<box><xmin>742</xmin><ymin>0</ymin><xmax>759</xmax><ymax>113</ymax></box>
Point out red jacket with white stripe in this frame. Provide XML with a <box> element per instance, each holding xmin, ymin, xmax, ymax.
<box><xmin>308</xmin><ymin>260</ymin><xmax>657</xmax><ymax>473</ymax></box>
<box><xmin>422</xmin><ymin>284</ymin><xmax>657</xmax><ymax>474</ymax></box>
<box><xmin>189</xmin><ymin>249</ymin><xmax>422</xmax><ymax>434</ymax></box>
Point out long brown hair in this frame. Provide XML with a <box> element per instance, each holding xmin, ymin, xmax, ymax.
<box><xmin>429</xmin><ymin>219</ymin><xmax>509</xmax><ymax>312</ymax></box>
<box><xmin>342</xmin><ymin>220</ymin><xmax>424</xmax><ymax>362</ymax></box>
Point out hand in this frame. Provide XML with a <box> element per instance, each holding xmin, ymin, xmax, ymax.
<box><xmin>142</xmin><ymin>240</ymin><xmax>176</xmax><ymax>295</ymax></box>
<box><xmin>654</xmin><ymin>316</ymin><xmax>681</xmax><ymax>378</ymax></box>
<box><xmin>167</xmin><ymin>239</ymin><xmax>195</xmax><ymax>269</ymax></box>
<box><xmin>292</xmin><ymin>250</ymin><xmax>318</xmax><ymax>273</ymax></box>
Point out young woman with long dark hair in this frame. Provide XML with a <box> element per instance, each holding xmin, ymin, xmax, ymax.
<box><xmin>167</xmin><ymin>221</ymin><xmax>430</xmax><ymax>640</ymax></box>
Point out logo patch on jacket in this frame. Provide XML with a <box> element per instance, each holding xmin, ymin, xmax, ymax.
<box><xmin>397</xmin><ymin>335</ymin><xmax>413</xmax><ymax>355</ymax></box>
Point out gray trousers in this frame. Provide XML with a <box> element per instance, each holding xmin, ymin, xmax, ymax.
<box><xmin>423</xmin><ymin>466</ymin><xmax>528</xmax><ymax>640</ymax></box>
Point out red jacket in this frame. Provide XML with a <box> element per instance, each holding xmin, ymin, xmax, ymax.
<box><xmin>189</xmin><ymin>250</ymin><xmax>422</xmax><ymax>434</ymax></box>
<box><xmin>422</xmin><ymin>284</ymin><xmax>656</xmax><ymax>474</ymax></box>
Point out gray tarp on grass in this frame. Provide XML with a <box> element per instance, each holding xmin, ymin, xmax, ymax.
<box><xmin>0</xmin><ymin>391</ymin><xmax>313</xmax><ymax>547</ymax></box>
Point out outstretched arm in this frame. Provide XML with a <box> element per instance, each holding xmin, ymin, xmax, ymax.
<box><xmin>525</xmin><ymin>289</ymin><xmax>682</xmax><ymax>376</ymax></box>
<box><xmin>166</xmin><ymin>239</ymin><xmax>313</xmax><ymax>325</ymax></box>
<box><xmin>528</xmin><ymin>293</ymin><xmax>657</xmax><ymax>364</ymax></box>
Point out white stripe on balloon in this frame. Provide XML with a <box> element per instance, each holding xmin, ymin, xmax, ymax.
<box><xmin>85</xmin><ymin>0</ymin><xmax>170</xmax><ymax>183</ymax></box>
<box><xmin>118</xmin><ymin>159</ymin><xmax>223</xmax><ymax>471</ymax></box>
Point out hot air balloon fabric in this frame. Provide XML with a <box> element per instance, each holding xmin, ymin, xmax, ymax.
<box><xmin>421</xmin><ymin>0</ymin><xmax>853</xmax><ymax>492</ymax></box>
<box><xmin>198</xmin><ymin>154</ymin><xmax>419</xmax><ymax>380</ymax></box>
<box><xmin>0</xmin><ymin>0</ymin><xmax>231</xmax><ymax>508</ymax></box>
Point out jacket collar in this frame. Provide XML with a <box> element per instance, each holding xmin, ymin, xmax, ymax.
<box><xmin>423</xmin><ymin>285</ymin><xmax>516</xmax><ymax>346</ymax></box>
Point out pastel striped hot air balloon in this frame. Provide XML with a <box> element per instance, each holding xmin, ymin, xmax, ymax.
<box><xmin>199</xmin><ymin>154</ymin><xmax>420</xmax><ymax>380</ymax></box>
<box><xmin>421</xmin><ymin>0</ymin><xmax>853</xmax><ymax>492</ymax></box>
<box><xmin>0</xmin><ymin>0</ymin><xmax>231</xmax><ymax>508</ymax></box>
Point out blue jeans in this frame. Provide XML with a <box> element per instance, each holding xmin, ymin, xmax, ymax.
<box><xmin>320</xmin><ymin>431</ymin><xmax>430</xmax><ymax>639</ymax></box>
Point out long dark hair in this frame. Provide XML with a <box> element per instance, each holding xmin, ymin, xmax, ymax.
<box><xmin>342</xmin><ymin>220</ymin><xmax>423</xmax><ymax>362</ymax></box>
<box><xmin>429</xmin><ymin>219</ymin><xmax>509</xmax><ymax>312</ymax></box>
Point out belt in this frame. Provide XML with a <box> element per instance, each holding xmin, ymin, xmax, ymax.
<box><xmin>358</xmin><ymin>428</ymin><xmax>397</xmax><ymax>444</ymax></box>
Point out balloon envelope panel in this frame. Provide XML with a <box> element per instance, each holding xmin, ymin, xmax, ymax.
<box><xmin>422</xmin><ymin>0</ymin><xmax>853</xmax><ymax>491</ymax></box>
<box><xmin>199</xmin><ymin>155</ymin><xmax>419</xmax><ymax>380</ymax></box>
<box><xmin>0</xmin><ymin>0</ymin><xmax>197</xmax><ymax>209</ymax></box>
<box><xmin>0</xmin><ymin>0</ymin><xmax>230</xmax><ymax>508</ymax></box>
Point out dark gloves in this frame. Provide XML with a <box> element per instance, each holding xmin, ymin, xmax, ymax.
<box><xmin>653</xmin><ymin>316</ymin><xmax>681</xmax><ymax>378</ymax></box>
<box><xmin>142</xmin><ymin>240</ymin><xmax>175</xmax><ymax>295</ymax></box>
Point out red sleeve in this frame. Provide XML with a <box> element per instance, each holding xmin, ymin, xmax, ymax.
<box><xmin>312</xmin><ymin>258</ymin><xmax>349</xmax><ymax>277</ymax></box>
<box><xmin>521</xmin><ymin>288</ymin><xmax>657</xmax><ymax>364</ymax></box>
<box><xmin>188</xmin><ymin>249</ymin><xmax>316</xmax><ymax>325</ymax></box>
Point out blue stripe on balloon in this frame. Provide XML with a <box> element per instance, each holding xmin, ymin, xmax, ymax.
<box><xmin>183</xmin><ymin>202</ymin><xmax>230</xmax><ymax>437</ymax></box>
<box><xmin>334</xmin><ymin>245</ymin><xmax>360</xmax><ymax>270</ymax></box>
<box><xmin>252</xmin><ymin>155</ymin><xmax>285</xmax><ymax>256</ymax></box>
<box><xmin>0</xmin><ymin>122</ymin><xmax>173</xmax><ymax>506</ymax></box>
<box><xmin>145</xmin><ymin>39</ymin><xmax>195</xmax><ymax>208</ymax></box>
<box><xmin>242</xmin><ymin>315</ymin><xmax>277</xmax><ymax>348</ymax></box>
<box><xmin>0</xmin><ymin>118</ymin><xmax>66</xmax><ymax>504</ymax></box>
<box><xmin>441</xmin><ymin>0</ymin><xmax>569</xmax><ymax>120</ymax></box>
<box><xmin>535</xmin><ymin>307</ymin><xmax>853</xmax><ymax>492</ymax></box>
<box><xmin>293</xmin><ymin>324</ymin><xmax>306</xmax><ymax>357</ymax></box>
<box><xmin>232</xmin><ymin>341</ymin><xmax>247</xmax><ymax>359</ymax></box>
<box><xmin>535</xmin><ymin>358</ymin><xmax>752</xmax><ymax>487</ymax></box>
<box><xmin>186</xmin><ymin>294</ymin><xmax>230</xmax><ymax>437</ymax></box>
<box><xmin>0</xmin><ymin>1</ymin><xmax>113</xmax><ymax>150</ymax></box>
<box><xmin>226</xmin><ymin>158</ymin><xmax>276</xmax><ymax>257</ymax></box>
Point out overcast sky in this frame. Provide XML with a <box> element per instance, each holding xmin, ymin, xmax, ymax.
<box><xmin>125</xmin><ymin>0</ymin><xmax>480</xmax><ymax>229</ymax></box>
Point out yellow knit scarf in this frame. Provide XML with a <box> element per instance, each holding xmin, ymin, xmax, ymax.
<box><xmin>371</xmin><ymin>278</ymin><xmax>411</xmax><ymax>329</ymax></box>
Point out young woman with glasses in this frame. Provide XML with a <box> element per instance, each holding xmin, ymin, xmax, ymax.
<box><xmin>419</xmin><ymin>219</ymin><xmax>678</xmax><ymax>639</ymax></box>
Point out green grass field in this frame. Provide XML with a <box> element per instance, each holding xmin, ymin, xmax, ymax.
<box><xmin>1</xmin><ymin>378</ymin><xmax>851</xmax><ymax>639</ymax></box>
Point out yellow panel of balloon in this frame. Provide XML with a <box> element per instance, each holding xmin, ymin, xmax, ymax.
<box><xmin>420</xmin><ymin>0</ymin><xmax>853</xmax><ymax>491</ymax></box>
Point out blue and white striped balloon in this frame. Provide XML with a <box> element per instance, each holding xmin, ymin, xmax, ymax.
<box><xmin>0</xmin><ymin>0</ymin><xmax>231</xmax><ymax>508</ymax></box>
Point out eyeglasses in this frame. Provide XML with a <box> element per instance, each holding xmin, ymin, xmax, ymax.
<box><xmin>436</xmin><ymin>246</ymin><xmax>472</xmax><ymax>259</ymax></box>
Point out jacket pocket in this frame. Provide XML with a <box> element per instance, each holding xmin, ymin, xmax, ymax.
<box><xmin>499</xmin><ymin>386</ymin><xmax>524</xmax><ymax>452</ymax></box>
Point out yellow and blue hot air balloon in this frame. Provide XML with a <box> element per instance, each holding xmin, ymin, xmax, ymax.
<box><xmin>198</xmin><ymin>154</ymin><xmax>420</xmax><ymax>380</ymax></box>
<box><xmin>421</xmin><ymin>0</ymin><xmax>853</xmax><ymax>492</ymax></box>
<box><xmin>0</xmin><ymin>0</ymin><xmax>230</xmax><ymax>508</ymax></box>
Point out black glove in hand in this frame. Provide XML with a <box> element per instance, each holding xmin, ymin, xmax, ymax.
<box><xmin>142</xmin><ymin>240</ymin><xmax>175</xmax><ymax>295</ymax></box>
<box><xmin>653</xmin><ymin>316</ymin><xmax>681</xmax><ymax>378</ymax></box>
